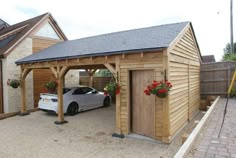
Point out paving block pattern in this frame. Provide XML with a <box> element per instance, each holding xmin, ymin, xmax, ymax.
<box><xmin>188</xmin><ymin>98</ymin><xmax>236</xmax><ymax>158</ymax></box>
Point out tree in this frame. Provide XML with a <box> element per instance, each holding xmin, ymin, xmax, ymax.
<box><xmin>222</xmin><ymin>42</ymin><xmax>236</xmax><ymax>61</ymax></box>
<box><xmin>223</xmin><ymin>43</ymin><xmax>236</xmax><ymax>54</ymax></box>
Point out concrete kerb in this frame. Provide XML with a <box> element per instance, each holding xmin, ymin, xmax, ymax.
<box><xmin>173</xmin><ymin>96</ymin><xmax>220</xmax><ymax>158</ymax></box>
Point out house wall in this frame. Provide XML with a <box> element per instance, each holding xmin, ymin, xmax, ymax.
<box><xmin>168</xmin><ymin>26</ymin><xmax>201</xmax><ymax>141</ymax></box>
<box><xmin>2</xmin><ymin>38</ymin><xmax>34</xmax><ymax>113</ymax></box>
<box><xmin>64</xmin><ymin>70</ymin><xmax>80</xmax><ymax>87</ymax></box>
<box><xmin>0</xmin><ymin>60</ymin><xmax>3</xmax><ymax>113</ymax></box>
<box><xmin>32</xmin><ymin>37</ymin><xmax>79</xmax><ymax>107</ymax></box>
<box><xmin>119</xmin><ymin>51</ymin><xmax>165</xmax><ymax>141</ymax></box>
<box><xmin>32</xmin><ymin>37</ymin><xmax>58</xmax><ymax>107</ymax></box>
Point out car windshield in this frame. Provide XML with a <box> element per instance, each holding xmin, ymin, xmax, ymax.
<box><xmin>63</xmin><ymin>88</ymin><xmax>71</xmax><ymax>94</ymax></box>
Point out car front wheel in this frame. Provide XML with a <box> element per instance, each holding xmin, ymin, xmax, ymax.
<box><xmin>103</xmin><ymin>97</ymin><xmax>111</xmax><ymax>107</ymax></box>
<box><xmin>67</xmin><ymin>102</ymin><xmax>79</xmax><ymax>116</ymax></box>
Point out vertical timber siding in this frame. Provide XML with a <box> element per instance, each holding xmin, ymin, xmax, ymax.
<box><xmin>119</xmin><ymin>52</ymin><xmax>165</xmax><ymax>141</ymax></box>
<box><xmin>32</xmin><ymin>37</ymin><xmax>60</xmax><ymax>107</ymax></box>
<box><xmin>168</xmin><ymin>26</ymin><xmax>200</xmax><ymax>140</ymax></box>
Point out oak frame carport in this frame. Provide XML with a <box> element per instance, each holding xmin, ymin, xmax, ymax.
<box><xmin>19</xmin><ymin>57</ymin><xmax>120</xmax><ymax>130</ymax></box>
<box><xmin>16</xmin><ymin>22</ymin><xmax>202</xmax><ymax>143</ymax></box>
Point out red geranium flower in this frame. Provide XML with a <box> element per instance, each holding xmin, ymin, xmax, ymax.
<box><xmin>143</xmin><ymin>80</ymin><xmax>172</xmax><ymax>98</ymax></box>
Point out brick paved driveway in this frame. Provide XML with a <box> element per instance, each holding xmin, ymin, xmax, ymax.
<box><xmin>188</xmin><ymin>98</ymin><xmax>236</xmax><ymax>158</ymax></box>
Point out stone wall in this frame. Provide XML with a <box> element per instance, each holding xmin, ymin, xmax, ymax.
<box><xmin>2</xmin><ymin>38</ymin><xmax>34</xmax><ymax>113</ymax></box>
<box><xmin>2</xmin><ymin>38</ymin><xmax>81</xmax><ymax>113</ymax></box>
<box><xmin>65</xmin><ymin>70</ymin><xmax>80</xmax><ymax>87</ymax></box>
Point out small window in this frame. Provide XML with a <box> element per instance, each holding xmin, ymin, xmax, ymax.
<box><xmin>63</xmin><ymin>88</ymin><xmax>71</xmax><ymax>94</ymax></box>
<box><xmin>73</xmin><ymin>88</ymin><xmax>83</xmax><ymax>95</ymax></box>
<box><xmin>81</xmin><ymin>87</ymin><xmax>93</xmax><ymax>94</ymax></box>
<box><xmin>35</xmin><ymin>22</ymin><xmax>60</xmax><ymax>39</ymax></box>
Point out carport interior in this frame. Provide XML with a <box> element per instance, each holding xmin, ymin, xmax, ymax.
<box><xmin>18</xmin><ymin>55</ymin><xmax>122</xmax><ymax>133</ymax></box>
<box><xmin>18</xmin><ymin>50</ymin><xmax>167</xmax><ymax>141</ymax></box>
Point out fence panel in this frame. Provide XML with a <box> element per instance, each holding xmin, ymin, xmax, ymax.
<box><xmin>200</xmin><ymin>61</ymin><xmax>236</xmax><ymax>98</ymax></box>
<box><xmin>79</xmin><ymin>77</ymin><xmax>112</xmax><ymax>91</ymax></box>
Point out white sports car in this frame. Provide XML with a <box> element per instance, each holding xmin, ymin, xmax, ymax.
<box><xmin>38</xmin><ymin>86</ymin><xmax>111</xmax><ymax>115</ymax></box>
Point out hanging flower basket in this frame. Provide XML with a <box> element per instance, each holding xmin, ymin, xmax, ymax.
<box><xmin>104</xmin><ymin>82</ymin><xmax>121</xmax><ymax>96</ymax></box>
<box><xmin>7</xmin><ymin>79</ymin><xmax>20</xmax><ymax>89</ymax></box>
<box><xmin>44</xmin><ymin>81</ymin><xmax>58</xmax><ymax>93</ymax></box>
<box><xmin>144</xmin><ymin>80</ymin><xmax>172</xmax><ymax>98</ymax></box>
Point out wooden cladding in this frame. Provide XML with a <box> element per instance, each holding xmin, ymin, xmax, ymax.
<box><xmin>33</xmin><ymin>69</ymin><xmax>56</xmax><ymax>107</ymax></box>
<box><xmin>32</xmin><ymin>37</ymin><xmax>61</xmax><ymax>107</ymax></box>
<box><xmin>32</xmin><ymin>37</ymin><xmax>61</xmax><ymax>53</ymax></box>
<box><xmin>0</xmin><ymin>61</ymin><xmax>3</xmax><ymax>113</ymax></box>
<box><xmin>168</xmin><ymin>27</ymin><xmax>200</xmax><ymax>138</ymax></box>
<box><xmin>119</xmin><ymin>52</ymin><xmax>164</xmax><ymax>141</ymax></box>
<box><xmin>18</xmin><ymin>24</ymin><xmax>201</xmax><ymax>143</ymax></box>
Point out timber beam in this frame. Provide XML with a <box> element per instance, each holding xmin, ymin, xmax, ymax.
<box><xmin>19</xmin><ymin>67</ymin><xmax>32</xmax><ymax>115</ymax></box>
<box><xmin>104</xmin><ymin>63</ymin><xmax>116</xmax><ymax>74</ymax></box>
<box><xmin>49</xmin><ymin>66</ymin><xmax>69</xmax><ymax>125</ymax></box>
<box><xmin>85</xmin><ymin>69</ymin><xmax>97</xmax><ymax>87</ymax></box>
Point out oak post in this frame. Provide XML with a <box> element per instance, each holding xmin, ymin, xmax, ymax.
<box><xmin>19</xmin><ymin>67</ymin><xmax>31</xmax><ymax>116</ymax></box>
<box><xmin>115</xmin><ymin>57</ymin><xmax>121</xmax><ymax>134</ymax></box>
<box><xmin>20</xmin><ymin>77</ymin><xmax>26</xmax><ymax>113</ymax></box>
<box><xmin>54</xmin><ymin>66</ymin><xmax>68</xmax><ymax>125</ymax></box>
<box><xmin>162</xmin><ymin>50</ymin><xmax>170</xmax><ymax>142</ymax></box>
<box><xmin>55</xmin><ymin>77</ymin><xmax>65</xmax><ymax>123</ymax></box>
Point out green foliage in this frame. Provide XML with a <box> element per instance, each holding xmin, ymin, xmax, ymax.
<box><xmin>104</xmin><ymin>82</ymin><xmax>121</xmax><ymax>96</ymax></box>
<box><xmin>222</xmin><ymin>53</ymin><xmax>236</xmax><ymax>61</ymax></box>
<box><xmin>222</xmin><ymin>42</ymin><xmax>236</xmax><ymax>61</ymax></box>
<box><xmin>44</xmin><ymin>81</ymin><xmax>58</xmax><ymax>90</ymax></box>
<box><xmin>7</xmin><ymin>79</ymin><xmax>20</xmax><ymax>88</ymax></box>
<box><xmin>223</xmin><ymin>43</ymin><xmax>236</xmax><ymax>54</ymax></box>
<box><xmin>94</xmin><ymin>69</ymin><xmax>112</xmax><ymax>77</ymax></box>
<box><xmin>230</xmin><ymin>88</ymin><xmax>236</xmax><ymax>98</ymax></box>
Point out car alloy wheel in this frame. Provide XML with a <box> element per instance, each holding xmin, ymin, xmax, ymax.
<box><xmin>103</xmin><ymin>97</ymin><xmax>111</xmax><ymax>107</ymax></box>
<box><xmin>67</xmin><ymin>102</ymin><xmax>78</xmax><ymax>116</ymax></box>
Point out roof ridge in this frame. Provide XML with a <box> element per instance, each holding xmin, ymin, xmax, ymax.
<box><xmin>16</xmin><ymin>21</ymin><xmax>193</xmax><ymax>64</ymax></box>
<box><xmin>0</xmin><ymin>13</ymin><xmax>49</xmax><ymax>35</ymax></box>
<box><xmin>0</xmin><ymin>24</ymin><xmax>28</xmax><ymax>40</ymax></box>
<box><xmin>0</xmin><ymin>13</ymin><xmax>50</xmax><ymax>57</ymax></box>
<box><xmin>71</xmin><ymin>21</ymin><xmax>190</xmax><ymax>42</ymax></box>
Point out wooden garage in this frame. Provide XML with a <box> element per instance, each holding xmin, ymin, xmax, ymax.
<box><xmin>16</xmin><ymin>21</ymin><xmax>201</xmax><ymax>143</ymax></box>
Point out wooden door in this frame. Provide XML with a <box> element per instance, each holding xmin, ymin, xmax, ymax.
<box><xmin>131</xmin><ymin>70</ymin><xmax>155</xmax><ymax>138</ymax></box>
<box><xmin>0</xmin><ymin>61</ymin><xmax>3</xmax><ymax>113</ymax></box>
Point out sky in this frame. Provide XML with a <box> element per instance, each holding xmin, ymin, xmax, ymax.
<box><xmin>0</xmin><ymin>0</ymin><xmax>235</xmax><ymax>61</ymax></box>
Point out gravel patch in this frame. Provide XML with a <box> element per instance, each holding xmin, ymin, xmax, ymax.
<box><xmin>0</xmin><ymin>105</ymin><xmax>204</xmax><ymax>158</ymax></box>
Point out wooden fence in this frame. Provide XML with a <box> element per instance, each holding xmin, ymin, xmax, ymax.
<box><xmin>79</xmin><ymin>77</ymin><xmax>112</xmax><ymax>91</ymax></box>
<box><xmin>201</xmin><ymin>61</ymin><xmax>236</xmax><ymax>98</ymax></box>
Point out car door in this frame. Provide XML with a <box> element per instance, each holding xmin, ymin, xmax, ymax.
<box><xmin>81</xmin><ymin>87</ymin><xmax>102</xmax><ymax>109</ymax></box>
<box><xmin>71</xmin><ymin>88</ymin><xmax>88</xmax><ymax>111</ymax></box>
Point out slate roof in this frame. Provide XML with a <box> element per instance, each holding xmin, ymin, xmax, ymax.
<box><xmin>202</xmin><ymin>55</ymin><xmax>216</xmax><ymax>63</ymax></box>
<box><xmin>0</xmin><ymin>19</ymin><xmax>10</xmax><ymax>31</ymax></box>
<box><xmin>0</xmin><ymin>13</ymin><xmax>67</xmax><ymax>58</ymax></box>
<box><xmin>16</xmin><ymin>21</ymin><xmax>191</xmax><ymax>64</ymax></box>
<box><xmin>0</xmin><ymin>13</ymin><xmax>49</xmax><ymax>57</ymax></box>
